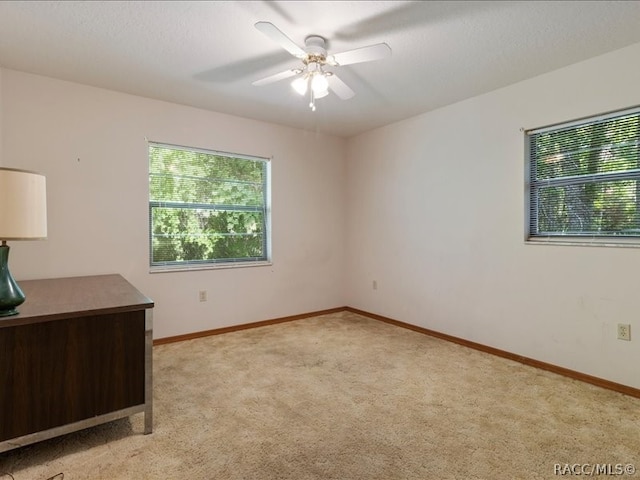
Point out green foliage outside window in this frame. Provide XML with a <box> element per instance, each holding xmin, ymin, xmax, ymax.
<box><xmin>149</xmin><ymin>143</ymin><xmax>269</xmax><ymax>266</ymax></box>
<box><xmin>528</xmin><ymin>110</ymin><xmax>640</xmax><ymax>238</ymax></box>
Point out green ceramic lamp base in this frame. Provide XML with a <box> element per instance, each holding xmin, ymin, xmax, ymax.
<box><xmin>0</xmin><ymin>243</ymin><xmax>25</xmax><ymax>317</ymax></box>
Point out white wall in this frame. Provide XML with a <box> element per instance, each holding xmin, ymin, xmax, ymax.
<box><xmin>345</xmin><ymin>42</ymin><xmax>640</xmax><ymax>389</ymax></box>
<box><xmin>0</xmin><ymin>69</ymin><xmax>347</xmax><ymax>339</ymax></box>
<box><xmin>0</xmin><ymin>68</ymin><xmax>3</xmax><ymax>165</ymax></box>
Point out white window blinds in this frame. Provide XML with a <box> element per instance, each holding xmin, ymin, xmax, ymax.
<box><xmin>527</xmin><ymin>107</ymin><xmax>640</xmax><ymax>240</ymax></box>
<box><xmin>149</xmin><ymin>142</ymin><xmax>270</xmax><ymax>267</ymax></box>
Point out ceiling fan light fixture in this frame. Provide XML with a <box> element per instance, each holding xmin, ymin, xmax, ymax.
<box><xmin>314</xmin><ymin>88</ymin><xmax>329</xmax><ymax>99</ymax></box>
<box><xmin>291</xmin><ymin>76</ymin><xmax>308</xmax><ymax>96</ymax></box>
<box><xmin>311</xmin><ymin>73</ymin><xmax>329</xmax><ymax>96</ymax></box>
<box><xmin>253</xmin><ymin>21</ymin><xmax>391</xmax><ymax>111</ymax></box>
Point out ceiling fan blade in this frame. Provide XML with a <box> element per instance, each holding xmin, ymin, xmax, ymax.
<box><xmin>252</xmin><ymin>69</ymin><xmax>298</xmax><ymax>86</ymax></box>
<box><xmin>328</xmin><ymin>43</ymin><xmax>391</xmax><ymax>66</ymax></box>
<box><xmin>255</xmin><ymin>21</ymin><xmax>306</xmax><ymax>58</ymax></box>
<box><xmin>327</xmin><ymin>74</ymin><xmax>355</xmax><ymax>100</ymax></box>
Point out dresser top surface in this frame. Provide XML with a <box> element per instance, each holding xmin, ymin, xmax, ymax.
<box><xmin>0</xmin><ymin>274</ymin><xmax>153</xmax><ymax>327</ymax></box>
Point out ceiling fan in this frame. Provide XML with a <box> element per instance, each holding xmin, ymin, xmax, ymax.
<box><xmin>252</xmin><ymin>21</ymin><xmax>392</xmax><ymax>111</ymax></box>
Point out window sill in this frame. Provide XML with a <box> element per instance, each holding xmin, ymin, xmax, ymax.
<box><xmin>526</xmin><ymin>237</ymin><xmax>640</xmax><ymax>248</ymax></box>
<box><xmin>149</xmin><ymin>261</ymin><xmax>273</xmax><ymax>274</ymax></box>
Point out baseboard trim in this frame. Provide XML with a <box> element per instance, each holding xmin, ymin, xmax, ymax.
<box><xmin>345</xmin><ymin>307</ymin><xmax>640</xmax><ymax>399</ymax></box>
<box><xmin>153</xmin><ymin>307</ymin><xmax>345</xmax><ymax>346</ymax></box>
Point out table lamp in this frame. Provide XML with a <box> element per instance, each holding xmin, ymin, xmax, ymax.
<box><xmin>0</xmin><ymin>167</ymin><xmax>47</xmax><ymax>316</ymax></box>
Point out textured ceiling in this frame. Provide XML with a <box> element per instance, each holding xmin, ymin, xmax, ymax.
<box><xmin>1</xmin><ymin>1</ymin><xmax>640</xmax><ymax>138</ymax></box>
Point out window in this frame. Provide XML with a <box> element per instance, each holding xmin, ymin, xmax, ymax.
<box><xmin>526</xmin><ymin>107</ymin><xmax>640</xmax><ymax>243</ymax></box>
<box><xmin>149</xmin><ymin>142</ymin><xmax>270</xmax><ymax>269</ymax></box>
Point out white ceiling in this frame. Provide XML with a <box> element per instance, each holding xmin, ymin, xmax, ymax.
<box><xmin>1</xmin><ymin>1</ymin><xmax>640</xmax><ymax>138</ymax></box>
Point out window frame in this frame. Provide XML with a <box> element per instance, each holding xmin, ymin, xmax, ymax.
<box><xmin>148</xmin><ymin>142</ymin><xmax>272</xmax><ymax>272</ymax></box>
<box><xmin>525</xmin><ymin>106</ymin><xmax>640</xmax><ymax>247</ymax></box>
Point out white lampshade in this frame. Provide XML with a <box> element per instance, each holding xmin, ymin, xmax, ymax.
<box><xmin>0</xmin><ymin>168</ymin><xmax>47</xmax><ymax>240</ymax></box>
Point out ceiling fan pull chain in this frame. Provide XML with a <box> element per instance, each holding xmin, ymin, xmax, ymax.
<box><xmin>309</xmin><ymin>88</ymin><xmax>316</xmax><ymax>111</ymax></box>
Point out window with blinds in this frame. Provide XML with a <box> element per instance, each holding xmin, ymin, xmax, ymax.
<box><xmin>527</xmin><ymin>107</ymin><xmax>640</xmax><ymax>242</ymax></box>
<box><xmin>149</xmin><ymin>143</ymin><xmax>270</xmax><ymax>268</ymax></box>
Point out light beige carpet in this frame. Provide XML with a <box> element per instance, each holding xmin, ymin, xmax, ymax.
<box><xmin>1</xmin><ymin>311</ymin><xmax>639</xmax><ymax>479</ymax></box>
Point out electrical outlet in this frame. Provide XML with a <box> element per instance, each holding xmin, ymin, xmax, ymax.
<box><xmin>372</xmin><ymin>280</ymin><xmax>378</xmax><ymax>290</ymax></box>
<box><xmin>199</xmin><ymin>290</ymin><xmax>207</xmax><ymax>302</ymax></box>
<box><xmin>617</xmin><ymin>323</ymin><xmax>631</xmax><ymax>341</ymax></box>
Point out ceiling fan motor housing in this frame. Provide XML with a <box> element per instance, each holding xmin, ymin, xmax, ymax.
<box><xmin>304</xmin><ymin>35</ymin><xmax>328</xmax><ymax>62</ymax></box>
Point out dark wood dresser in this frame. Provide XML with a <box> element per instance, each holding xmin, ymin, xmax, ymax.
<box><xmin>0</xmin><ymin>274</ymin><xmax>154</xmax><ymax>453</ymax></box>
